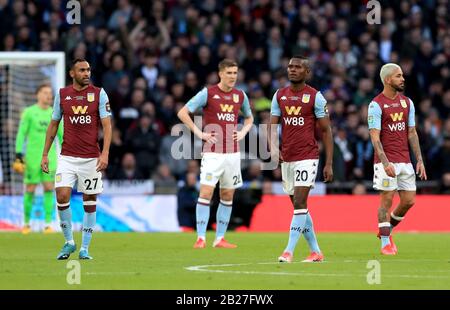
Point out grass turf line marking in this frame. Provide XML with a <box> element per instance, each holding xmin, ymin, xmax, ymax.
<box><xmin>185</xmin><ymin>262</ymin><xmax>450</xmax><ymax>279</ymax></box>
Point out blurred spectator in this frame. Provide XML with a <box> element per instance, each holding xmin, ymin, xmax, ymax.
<box><xmin>243</xmin><ymin>160</ymin><xmax>264</xmax><ymax>185</ymax></box>
<box><xmin>152</xmin><ymin>163</ymin><xmax>176</xmax><ymax>183</ymax></box>
<box><xmin>108</xmin><ymin>0</ymin><xmax>132</xmax><ymax>30</ymax></box>
<box><xmin>159</xmin><ymin>124</ymin><xmax>189</xmax><ymax>179</ymax></box>
<box><xmin>186</xmin><ymin>160</ymin><xmax>200</xmax><ymax>177</ymax></box>
<box><xmin>106</xmin><ymin>127</ymin><xmax>126</xmax><ymax>178</ymax></box>
<box><xmin>352</xmin><ymin>182</ymin><xmax>367</xmax><ymax>195</ymax></box>
<box><xmin>353</xmin><ymin>78</ymin><xmax>375</xmax><ymax>107</ymax></box>
<box><xmin>102</xmin><ymin>53</ymin><xmax>128</xmax><ymax>94</ymax></box>
<box><xmin>177</xmin><ymin>172</ymin><xmax>199</xmax><ymax>230</ymax></box>
<box><xmin>352</xmin><ymin>125</ymin><xmax>373</xmax><ymax>180</ymax></box>
<box><xmin>113</xmin><ymin>152</ymin><xmax>145</xmax><ymax>180</ymax></box>
<box><xmin>432</xmin><ymin>134</ymin><xmax>450</xmax><ymax>193</ymax></box>
<box><xmin>334</xmin><ymin>127</ymin><xmax>354</xmax><ymax>179</ymax></box>
<box><xmin>125</xmin><ymin>115</ymin><xmax>160</xmax><ymax>178</ymax></box>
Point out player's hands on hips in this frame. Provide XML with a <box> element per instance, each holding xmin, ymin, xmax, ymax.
<box><xmin>383</xmin><ymin>162</ymin><xmax>396</xmax><ymax>178</ymax></box>
<box><xmin>323</xmin><ymin>163</ymin><xmax>333</xmax><ymax>182</ymax></box>
<box><xmin>41</xmin><ymin>155</ymin><xmax>49</xmax><ymax>174</ymax></box>
<box><xmin>416</xmin><ymin>160</ymin><xmax>427</xmax><ymax>180</ymax></box>
<box><xmin>201</xmin><ymin>132</ymin><xmax>217</xmax><ymax>144</ymax></box>
<box><xmin>96</xmin><ymin>153</ymin><xmax>109</xmax><ymax>172</ymax></box>
<box><xmin>233</xmin><ymin>130</ymin><xmax>246</xmax><ymax>142</ymax></box>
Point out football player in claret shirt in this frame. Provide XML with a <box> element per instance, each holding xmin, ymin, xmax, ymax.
<box><xmin>177</xmin><ymin>59</ymin><xmax>253</xmax><ymax>249</ymax></box>
<box><xmin>368</xmin><ymin>63</ymin><xmax>427</xmax><ymax>255</ymax></box>
<box><xmin>270</xmin><ymin>56</ymin><xmax>334</xmax><ymax>263</ymax></box>
<box><xmin>41</xmin><ymin>59</ymin><xmax>112</xmax><ymax>260</ymax></box>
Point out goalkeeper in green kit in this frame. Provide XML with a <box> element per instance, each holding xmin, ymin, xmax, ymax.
<box><xmin>14</xmin><ymin>84</ymin><xmax>63</xmax><ymax>234</ymax></box>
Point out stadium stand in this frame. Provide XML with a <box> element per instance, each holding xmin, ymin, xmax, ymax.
<box><xmin>0</xmin><ymin>0</ymin><xmax>449</xmax><ymax>197</ymax></box>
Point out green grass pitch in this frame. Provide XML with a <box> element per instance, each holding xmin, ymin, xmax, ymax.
<box><xmin>0</xmin><ymin>232</ymin><xmax>449</xmax><ymax>289</ymax></box>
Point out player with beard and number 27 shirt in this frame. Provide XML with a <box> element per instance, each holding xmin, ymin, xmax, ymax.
<box><xmin>41</xmin><ymin>59</ymin><xmax>112</xmax><ymax>260</ymax></box>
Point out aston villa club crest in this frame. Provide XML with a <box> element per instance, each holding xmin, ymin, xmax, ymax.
<box><xmin>206</xmin><ymin>173</ymin><xmax>213</xmax><ymax>181</ymax></box>
<box><xmin>302</xmin><ymin>94</ymin><xmax>310</xmax><ymax>103</ymax></box>
<box><xmin>87</xmin><ymin>92</ymin><xmax>95</xmax><ymax>102</ymax></box>
<box><xmin>232</xmin><ymin>94</ymin><xmax>239</xmax><ymax>103</ymax></box>
<box><xmin>400</xmin><ymin>99</ymin><xmax>407</xmax><ymax>108</ymax></box>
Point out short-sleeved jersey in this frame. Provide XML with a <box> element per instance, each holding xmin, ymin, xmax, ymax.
<box><xmin>368</xmin><ymin>93</ymin><xmax>415</xmax><ymax>164</ymax></box>
<box><xmin>270</xmin><ymin>84</ymin><xmax>328</xmax><ymax>162</ymax></box>
<box><xmin>15</xmin><ymin>104</ymin><xmax>63</xmax><ymax>164</ymax></box>
<box><xmin>52</xmin><ymin>84</ymin><xmax>111</xmax><ymax>158</ymax></box>
<box><xmin>186</xmin><ymin>85</ymin><xmax>252</xmax><ymax>153</ymax></box>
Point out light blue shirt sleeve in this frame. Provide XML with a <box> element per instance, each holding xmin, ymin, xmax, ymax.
<box><xmin>51</xmin><ymin>91</ymin><xmax>62</xmax><ymax>121</ymax></box>
<box><xmin>186</xmin><ymin>87</ymin><xmax>208</xmax><ymax>113</ymax></box>
<box><xmin>99</xmin><ymin>88</ymin><xmax>112</xmax><ymax>118</ymax></box>
<box><xmin>368</xmin><ymin>101</ymin><xmax>382</xmax><ymax>130</ymax></box>
<box><xmin>270</xmin><ymin>90</ymin><xmax>281</xmax><ymax>116</ymax></box>
<box><xmin>314</xmin><ymin>92</ymin><xmax>328</xmax><ymax>118</ymax></box>
<box><xmin>408</xmin><ymin>98</ymin><xmax>416</xmax><ymax>127</ymax></box>
<box><xmin>240</xmin><ymin>91</ymin><xmax>252</xmax><ymax>117</ymax></box>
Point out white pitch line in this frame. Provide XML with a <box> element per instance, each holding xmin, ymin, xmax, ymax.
<box><xmin>2</xmin><ymin>271</ymin><xmax>140</xmax><ymax>276</ymax></box>
<box><xmin>185</xmin><ymin>262</ymin><xmax>450</xmax><ymax>279</ymax></box>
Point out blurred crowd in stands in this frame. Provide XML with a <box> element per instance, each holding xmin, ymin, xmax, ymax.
<box><xmin>1</xmin><ymin>0</ymin><xmax>450</xmax><ymax>193</ymax></box>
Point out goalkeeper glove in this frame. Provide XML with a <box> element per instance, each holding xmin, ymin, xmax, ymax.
<box><xmin>13</xmin><ymin>153</ymin><xmax>25</xmax><ymax>174</ymax></box>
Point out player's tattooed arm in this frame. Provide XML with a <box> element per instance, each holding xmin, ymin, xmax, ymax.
<box><xmin>408</xmin><ymin>127</ymin><xmax>427</xmax><ymax>180</ymax></box>
<box><xmin>369</xmin><ymin>129</ymin><xmax>396</xmax><ymax>177</ymax></box>
<box><xmin>369</xmin><ymin>129</ymin><xmax>388</xmax><ymax>166</ymax></box>
<box><xmin>41</xmin><ymin>120</ymin><xmax>60</xmax><ymax>173</ymax></box>
<box><xmin>375</xmin><ymin>141</ymin><xmax>390</xmax><ymax>167</ymax></box>
<box><xmin>408</xmin><ymin>127</ymin><xmax>423</xmax><ymax>163</ymax></box>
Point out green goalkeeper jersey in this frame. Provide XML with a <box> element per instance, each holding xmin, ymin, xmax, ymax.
<box><xmin>15</xmin><ymin>103</ymin><xmax>63</xmax><ymax>166</ymax></box>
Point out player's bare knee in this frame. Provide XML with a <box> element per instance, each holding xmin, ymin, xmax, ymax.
<box><xmin>83</xmin><ymin>195</ymin><xmax>97</xmax><ymax>213</ymax></box>
<box><xmin>42</xmin><ymin>183</ymin><xmax>54</xmax><ymax>192</ymax></box>
<box><xmin>403</xmin><ymin>199</ymin><xmax>415</xmax><ymax>210</ymax></box>
<box><xmin>199</xmin><ymin>187</ymin><xmax>214</xmax><ymax>201</ymax></box>
<box><xmin>56</xmin><ymin>195</ymin><xmax>71</xmax><ymax>206</ymax></box>
<box><xmin>293</xmin><ymin>198</ymin><xmax>307</xmax><ymax>210</ymax></box>
<box><xmin>219</xmin><ymin>189</ymin><xmax>234</xmax><ymax>202</ymax></box>
<box><xmin>26</xmin><ymin>184</ymin><xmax>37</xmax><ymax>193</ymax></box>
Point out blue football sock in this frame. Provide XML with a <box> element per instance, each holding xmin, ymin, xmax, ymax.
<box><xmin>81</xmin><ymin>212</ymin><xmax>96</xmax><ymax>251</ymax></box>
<box><xmin>381</xmin><ymin>236</ymin><xmax>390</xmax><ymax>248</ymax></box>
<box><xmin>379</xmin><ymin>222</ymin><xmax>391</xmax><ymax>248</ymax></box>
<box><xmin>285</xmin><ymin>210</ymin><xmax>308</xmax><ymax>254</ymax></box>
<box><xmin>196</xmin><ymin>198</ymin><xmax>210</xmax><ymax>239</ymax></box>
<box><xmin>215</xmin><ymin>201</ymin><xmax>232</xmax><ymax>240</ymax></box>
<box><xmin>302</xmin><ymin>212</ymin><xmax>321</xmax><ymax>253</ymax></box>
<box><xmin>57</xmin><ymin>205</ymin><xmax>73</xmax><ymax>243</ymax></box>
